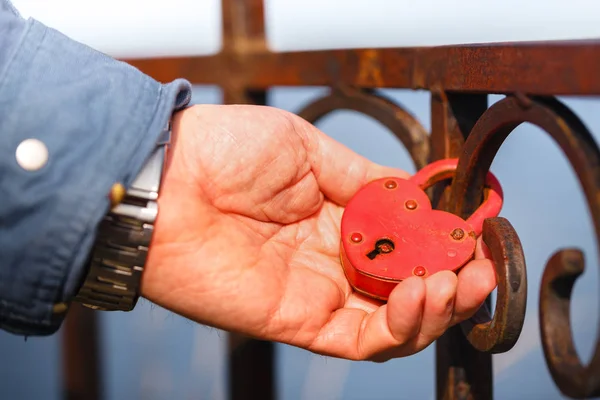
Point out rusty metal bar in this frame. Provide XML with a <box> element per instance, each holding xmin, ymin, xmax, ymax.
<box><xmin>62</xmin><ymin>304</ymin><xmax>102</xmax><ymax>400</ymax></box>
<box><xmin>125</xmin><ymin>41</ymin><xmax>600</xmax><ymax>95</ymax></box>
<box><xmin>228</xmin><ymin>334</ymin><xmax>275</xmax><ymax>400</ymax></box>
<box><xmin>220</xmin><ymin>3</ymin><xmax>275</xmax><ymax>399</ymax></box>
<box><xmin>429</xmin><ymin>92</ymin><xmax>493</xmax><ymax>400</ymax></box>
<box><xmin>223</xmin><ymin>87</ymin><xmax>276</xmax><ymax>400</ymax></box>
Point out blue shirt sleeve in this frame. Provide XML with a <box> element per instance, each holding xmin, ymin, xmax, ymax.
<box><xmin>0</xmin><ymin>0</ymin><xmax>192</xmax><ymax>335</ymax></box>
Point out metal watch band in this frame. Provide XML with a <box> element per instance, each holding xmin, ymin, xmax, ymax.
<box><xmin>73</xmin><ymin>124</ymin><xmax>171</xmax><ymax>311</ymax></box>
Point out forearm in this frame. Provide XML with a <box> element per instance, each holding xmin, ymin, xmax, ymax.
<box><xmin>0</xmin><ymin>0</ymin><xmax>192</xmax><ymax>335</ymax></box>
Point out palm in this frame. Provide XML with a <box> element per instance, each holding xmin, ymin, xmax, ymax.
<box><xmin>142</xmin><ymin>104</ymin><xmax>497</xmax><ymax>361</ymax></box>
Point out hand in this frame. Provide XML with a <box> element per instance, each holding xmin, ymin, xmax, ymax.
<box><xmin>141</xmin><ymin>104</ymin><xmax>496</xmax><ymax>361</ymax></box>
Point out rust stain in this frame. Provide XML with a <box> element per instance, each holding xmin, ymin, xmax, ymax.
<box><xmin>357</xmin><ymin>49</ymin><xmax>384</xmax><ymax>87</ymax></box>
<box><xmin>556</xmin><ymin>117</ymin><xmax>573</xmax><ymax>136</ymax></box>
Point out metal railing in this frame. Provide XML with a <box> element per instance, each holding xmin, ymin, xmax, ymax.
<box><xmin>62</xmin><ymin>1</ymin><xmax>600</xmax><ymax>399</ymax></box>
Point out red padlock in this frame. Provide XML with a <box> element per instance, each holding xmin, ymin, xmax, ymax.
<box><xmin>340</xmin><ymin>158</ymin><xmax>503</xmax><ymax>301</ymax></box>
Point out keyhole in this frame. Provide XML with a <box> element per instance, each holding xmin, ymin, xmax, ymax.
<box><xmin>367</xmin><ymin>239</ymin><xmax>395</xmax><ymax>260</ymax></box>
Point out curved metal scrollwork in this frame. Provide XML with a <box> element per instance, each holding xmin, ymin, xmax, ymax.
<box><xmin>459</xmin><ymin>217</ymin><xmax>527</xmax><ymax>353</ymax></box>
<box><xmin>450</xmin><ymin>95</ymin><xmax>600</xmax><ymax>399</ymax></box>
<box><xmin>296</xmin><ymin>86</ymin><xmax>430</xmax><ymax>170</ymax></box>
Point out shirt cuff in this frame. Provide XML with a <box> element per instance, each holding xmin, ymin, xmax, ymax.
<box><xmin>0</xmin><ymin>17</ymin><xmax>192</xmax><ymax>335</ymax></box>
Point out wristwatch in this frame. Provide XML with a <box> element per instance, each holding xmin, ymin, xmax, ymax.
<box><xmin>72</xmin><ymin>122</ymin><xmax>171</xmax><ymax>311</ymax></box>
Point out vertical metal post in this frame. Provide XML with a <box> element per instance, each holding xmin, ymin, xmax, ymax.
<box><xmin>220</xmin><ymin>2</ymin><xmax>275</xmax><ymax>399</ymax></box>
<box><xmin>228</xmin><ymin>325</ymin><xmax>275</xmax><ymax>400</ymax></box>
<box><xmin>62</xmin><ymin>304</ymin><xmax>102</xmax><ymax>400</ymax></box>
<box><xmin>430</xmin><ymin>91</ymin><xmax>492</xmax><ymax>400</ymax></box>
<box><xmin>222</xmin><ymin>88</ymin><xmax>275</xmax><ymax>400</ymax></box>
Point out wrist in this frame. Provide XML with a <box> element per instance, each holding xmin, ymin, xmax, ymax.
<box><xmin>140</xmin><ymin>108</ymin><xmax>213</xmax><ymax>302</ymax></box>
<box><xmin>71</xmin><ymin>120</ymin><xmax>173</xmax><ymax>311</ymax></box>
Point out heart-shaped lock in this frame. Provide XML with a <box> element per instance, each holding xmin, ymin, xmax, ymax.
<box><xmin>340</xmin><ymin>158</ymin><xmax>503</xmax><ymax>301</ymax></box>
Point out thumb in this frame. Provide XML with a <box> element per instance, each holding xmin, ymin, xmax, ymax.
<box><xmin>292</xmin><ymin>114</ymin><xmax>410</xmax><ymax>206</ymax></box>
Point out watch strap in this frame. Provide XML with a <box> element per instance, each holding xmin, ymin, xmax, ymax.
<box><xmin>73</xmin><ymin>123</ymin><xmax>170</xmax><ymax>311</ymax></box>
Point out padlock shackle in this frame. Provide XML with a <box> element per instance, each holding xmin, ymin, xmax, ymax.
<box><xmin>409</xmin><ymin>158</ymin><xmax>503</xmax><ymax>237</ymax></box>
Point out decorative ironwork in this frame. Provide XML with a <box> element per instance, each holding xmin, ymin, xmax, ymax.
<box><xmin>296</xmin><ymin>86</ymin><xmax>429</xmax><ymax>169</ymax></box>
<box><xmin>445</xmin><ymin>94</ymin><xmax>600</xmax><ymax>398</ymax></box>
<box><xmin>459</xmin><ymin>217</ymin><xmax>527</xmax><ymax>354</ymax></box>
<box><xmin>58</xmin><ymin>0</ymin><xmax>600</xmax><ymax>399</ymax></box>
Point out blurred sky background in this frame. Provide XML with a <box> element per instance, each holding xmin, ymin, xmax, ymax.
<box><xmin>2</xmin><ymin>1</ymin><xmax>600</xmax><ymax>399</ymax></box>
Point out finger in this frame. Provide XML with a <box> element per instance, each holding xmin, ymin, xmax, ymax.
<box><xmin>411</xmin><ymin>271</ymin><xmax>458</xmax><ymax>350</ymax></box>
<box><xmin>307</xmin><ymin>276</ymin><xmax>425</xmax><ymax>360</ymax></box>
<box><xmin>367</xmin><ymin>271</ymin><xmax>459</xmax><ymax>362</ymax></box>
<box><xmin>291</xmin><ymin>114</ymin><xmax>410</xmax><ymax>206</ymax></box>
<box><xmin>474</xmin><ymin>236</ymin><xmax>492</xmax><ymax>260</ymax></box>
<box><xmin>451</xmin><ymin>259</ymin><xmax>497</xmax><ymax>325</ymax></box>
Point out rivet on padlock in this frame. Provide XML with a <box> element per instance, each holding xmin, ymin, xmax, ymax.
<box><xmin>340</xmin><ymin>158</ymin><xmax>503</xmax><ymax>301</ymax></box>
